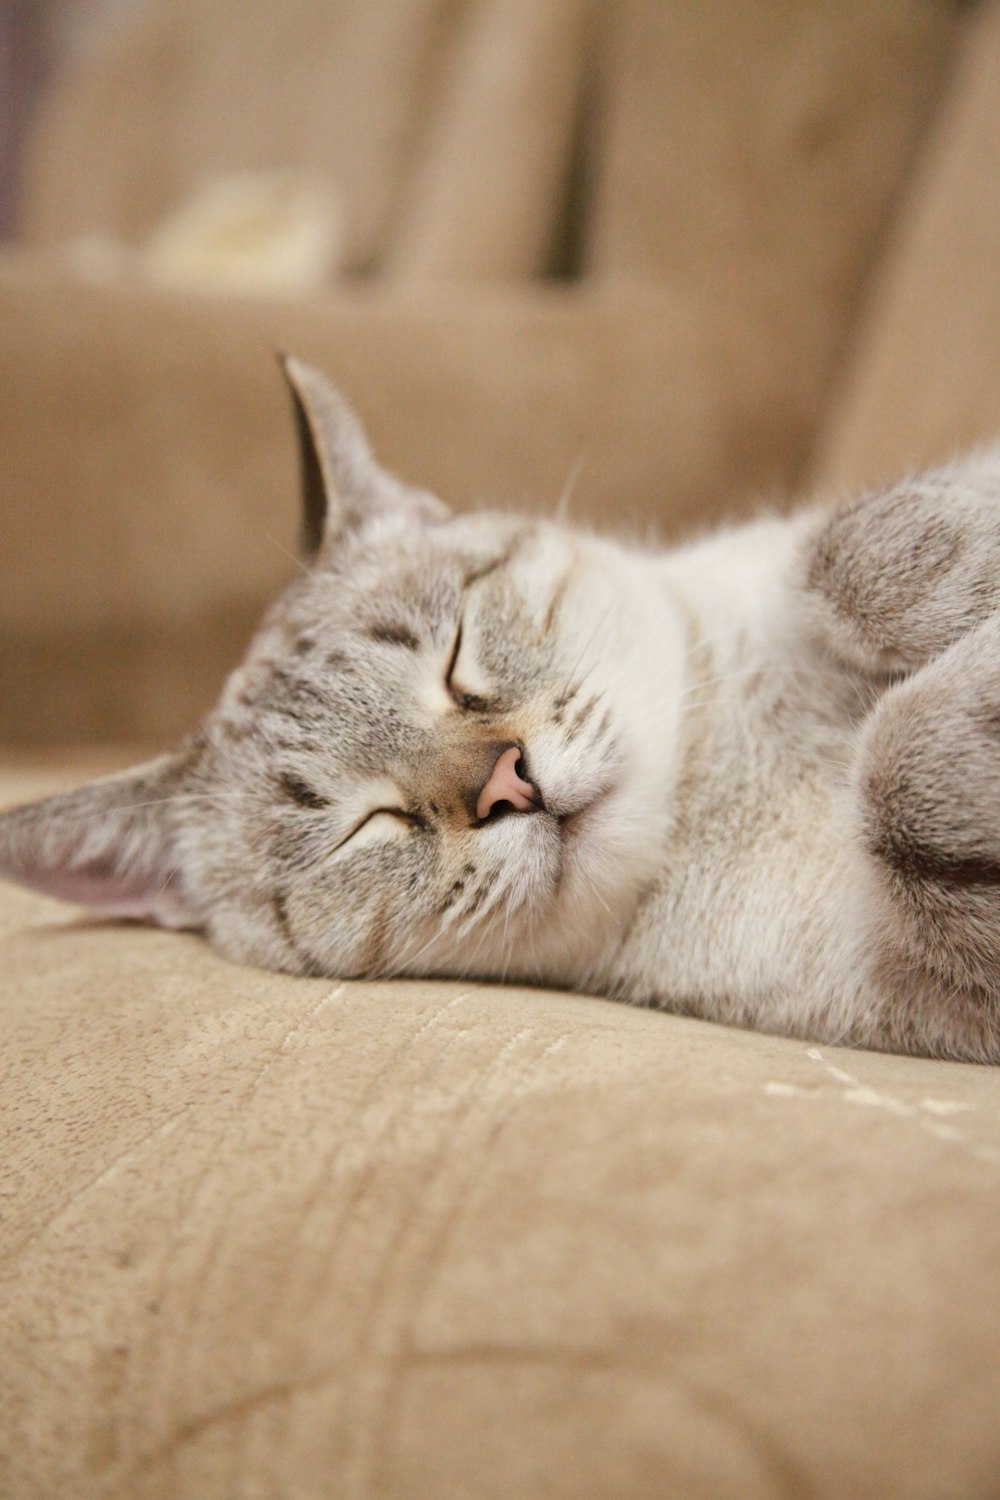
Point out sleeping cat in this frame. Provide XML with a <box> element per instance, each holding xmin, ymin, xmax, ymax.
<box><xmin>3</xmin><ymin>357</ymin><xmax>1000</xmax><ymax>1063</ymax></box>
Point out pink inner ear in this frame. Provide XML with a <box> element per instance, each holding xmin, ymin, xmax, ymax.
<box><xmin>17</xmin><ymin>856</ymin><xmax>191</xmax><ymax>928</ymax></box>
<box><xmin>0</xmin><ymin>749</ymin><xmax>198</xmax><ymax>930</ymax></box>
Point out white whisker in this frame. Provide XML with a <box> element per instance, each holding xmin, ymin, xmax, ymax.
<box><xmin>554</xmin><ymin>450</ymin><xmax>588</xmax><ymax>523</ymax></box>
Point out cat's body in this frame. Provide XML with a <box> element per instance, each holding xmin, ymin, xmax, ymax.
<box><xmin>4</xmin><ymin>359</ymin><xmax>1000</xmax><ymax>1062</ymax></box>
<box><xmin>607</xmin><ymin>516</ymin><xmax>874</xmax><ymax>1047</ymax></box>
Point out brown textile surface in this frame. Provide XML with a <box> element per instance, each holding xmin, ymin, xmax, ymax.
<box><xmin>19</xmin><ymin>0</ymin><xmax>456</xmax><ymax>274</ymax></box>
<box><xmin>6</xmin><ymin>8</ymin><xmax>1000</xmax><ymax>1495</ymax></box>
<box><xmin>814</xmin><ymin>0</ymin><xmax>1000</xmax><ymax>492</ymax></box>
<box><xmin>0</xmin><ymin>257</ymin><xmax>822</xmax><ymax>744</ymax></box>
<box><xmin>4</xmin><ymin>1</ymin><xmax>986</xmax><ymax>747</ymax></box>
<box><xmin>587</xmin><ymin>0</ymin><xmax>955</xmax><ymax>288</ymax></box>
<box><xmin>2</xmin><ymin>759</ymin><xmax>1000</xmax><ymax>1500</ymax></box>
<box><xmin>385</xmin><ymin>0</ymin><xmax>589</xmax><ymax>283</ymax></box>
<box><xmin>585</xmin><ymin>0</ymin><xmax>957</xmax><ymax>479</ymax></box>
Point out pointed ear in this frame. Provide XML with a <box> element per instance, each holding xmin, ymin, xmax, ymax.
<box><xmin>0</xmin><ymin>753</ymin><xmax>199</xmax><ymax>928</ymax></box>
<box><xmin>278</xmin><ymin>354</ymin><xmax>448</xmax><ymax>556</ymax></box>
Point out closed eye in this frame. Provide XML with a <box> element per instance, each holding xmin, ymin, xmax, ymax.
<box><xmin>335</xmin><ymin>806</ymin><xmax>428</xmax><ymax>851</ymax></box>
<box><xmin>444</xmin><ymin>619</ymin><xmax>491</xmax><ymax>712</ymax></box>
<box><xmin>279</xmin><ymin>772</ymin><xmax>330</xmax><ymax>809</ymax></box>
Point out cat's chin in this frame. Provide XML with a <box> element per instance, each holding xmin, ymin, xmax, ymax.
<box><xmin>545</xmin><ymin>785</ymin><xmax>653</xmax><ymax>936</ymax></box>
<box><xmin>552</xmin><ymin>775</ymin><xmax>668</xmax><ymax>943</ymax></box>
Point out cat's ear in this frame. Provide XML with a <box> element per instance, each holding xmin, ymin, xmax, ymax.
<box><xmin>0</xmin><ymin>752</ymin><xmax>199</xmax><ymax>928</ymax></box>
<box><xmin>279</xmin><ymin>355</ymin><xmax>449</xmax><ymax>556</ymax></box>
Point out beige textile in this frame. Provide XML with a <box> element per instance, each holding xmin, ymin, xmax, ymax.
<box><xmin>814</xmin><ymin>0</ymin><xmax>1000</xmax><ymax>491</ymax></box>
<box><xmin>5</xmin><ymin>3</ymin><xmax>1000</xmax><ymax>1495</ymax></box>
<box><xmin>386</xmin><ymin>0</ymin><xmax>589</xmax><ymax>283</ymax></box>
<box><xmin>21</xmin><ymin>0</ymin><xmax>453</xmax><ymax>273</ymax></box>
<box><xmin>2</xmin><ymin>760</ymin><xmax>1000</xmax><ymax>1500</ymax></box>
<box><xmin>4</xmin><ymin>0</ymin><xmax>985</xmax><ymax>746</ymax></box>
<box><xmin>0</xmin><ymin>257</ymin><xmax>827</xmax><ymax>745</ymax></box>
<box><xmin>585</xmin><ymin>0</ymin><xmax>957</xmax><ymax>479</ymax></box>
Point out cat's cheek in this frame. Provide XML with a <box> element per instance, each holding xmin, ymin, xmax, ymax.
<box><xmin>313</xmin><ymin>842</ymin><xmax>440</xmax><ymax>977</ymax></box>
<box><xmin>554</xmin><ymin>791</ymin><xmax>660</xmax><ymax>929</ymax></box>
<box><xmin>203</xmin><ymin>908</ymin><xmax>307</xmax><ymax>976</ymax></box>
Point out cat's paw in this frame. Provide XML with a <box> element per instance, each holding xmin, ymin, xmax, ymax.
<box><xmin>857</xmin><ymin>612</ymin><xmax>1000</xmax><ymax>996</ymax></box>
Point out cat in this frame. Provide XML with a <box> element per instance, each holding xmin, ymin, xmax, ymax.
<box><xmin>3</xmin><ymin>356</ymin><xmax>1000</xmax><ymax>1063</ymax></box>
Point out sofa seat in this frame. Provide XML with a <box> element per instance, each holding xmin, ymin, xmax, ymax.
<box><xmin>3</xmin><ymin>756</ymin><xmax>1000</xmax><ymax>1499</ymax></box>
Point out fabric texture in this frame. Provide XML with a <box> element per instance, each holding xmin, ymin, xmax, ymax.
<box><xmin>814</xmin><ymin>0</ymin><xmax>1000</xmax><ymax>491</ymax></box>
<box><xmin>2</xmin><ymin>757</ymin><xmax>1000</xmax><ymax>1500</ymax></box>
<box><xmin>5</xmin><ymin>3</ymin><xmax>1000</xmax><ymax>1495</ymax></box>
<box><xmin>21</xmin><ymin>0</ymin><xmax>454</xmax><ymax>275</ymax></box>
<box><xmin>1</xmin><ymin>0</ymin><xmax>965</xmax><ymax>743</ymax></box>
<box><xmin>0</xmin><ymin>258</ymin><xmax>845</xmax><ymax>744</ymax></box>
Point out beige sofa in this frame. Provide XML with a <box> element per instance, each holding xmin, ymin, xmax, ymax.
<box><xmin>4</xmin><ymin>4</ymin><xmax>1000</xmax><ymax>1496</ymax></box>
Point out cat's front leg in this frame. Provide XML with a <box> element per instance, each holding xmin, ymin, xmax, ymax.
<box><xmin>853</xmin><ymin>613</ymin><xmax>1000</xmax><ymax>1061</ymax></box>
<box><xmin>802</xmin><ymin>451</ymin><xmax>1000</xmax><ymax>675</ymax></box>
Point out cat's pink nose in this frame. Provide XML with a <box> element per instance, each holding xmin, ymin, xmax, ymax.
<box><xmin>476</xmin><ymin>746</ymin><xmax>542</xmax><ymax>821</ymax></box>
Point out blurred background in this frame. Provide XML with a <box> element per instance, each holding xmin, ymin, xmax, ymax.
<box><xmin>1</xmin><ymin>0</ymin><xmax>999</xmax><ymax>746</ymax></box>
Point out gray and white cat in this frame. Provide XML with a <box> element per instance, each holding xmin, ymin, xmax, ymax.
<box><xmin>4</xmin><ymin>358</ymin><xmax>1000</xmax><ymax>1062</ymax></box>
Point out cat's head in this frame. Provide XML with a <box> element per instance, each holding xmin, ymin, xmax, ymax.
<box><xmin>0</xmin><ymin>360</ymin><xmax>685</xmax><ymax>987</ymax></box>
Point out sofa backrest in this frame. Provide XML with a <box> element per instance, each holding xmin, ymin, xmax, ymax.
<box><xmin>7</xmin><ymin>0</ymin><xmax>1000</xmax><ymax>745</ymax></box>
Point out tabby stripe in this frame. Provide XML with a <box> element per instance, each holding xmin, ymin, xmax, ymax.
<box><xmin>872</xmin><ymin>829</ymin><xmax>1000</xmax><ymax>889</ymax></box>
<box><xmin>271</xmin><ymin>890</ymin><xmax>325</xmax><ymax>975</ymax></box>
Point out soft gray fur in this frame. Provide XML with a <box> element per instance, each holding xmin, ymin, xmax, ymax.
<box><xmin>3</xmin><ymin>358</ymin><xmax>1000</xmax><ymax>1063</ymax></box>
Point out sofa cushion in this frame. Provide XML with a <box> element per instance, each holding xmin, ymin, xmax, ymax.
<box><xmin>814</xmin><ymin>0</ymin><xmax>1000</xmax><ymax>491</ymax></box>
<box><xmin>3</xmin><ymin>755</ymin><xmax>1000</xmax><ymax>1499</ymax></box>
<box><xmin>21</xmin><ymin>0</ymin><xmax>453</xmax><ymax>275</ymax></box>
<box><xmin>0</xmin><ymin>257</ymin><xmax>823</xmax><ymax>745</ymax></box>
<box><xmin>587</xmin><ymin>0</ymin><xmax>957</xmax><ymax>485</ymax></box>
